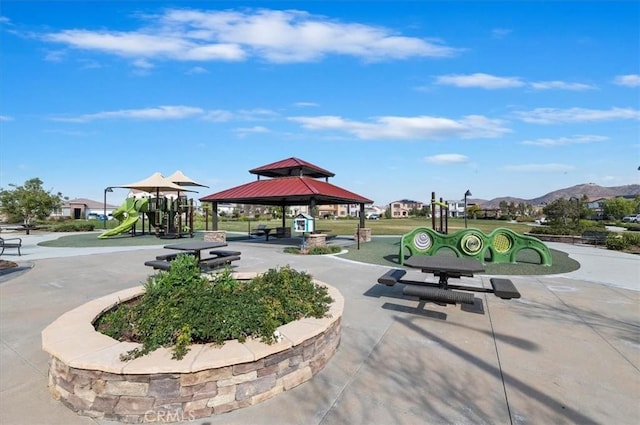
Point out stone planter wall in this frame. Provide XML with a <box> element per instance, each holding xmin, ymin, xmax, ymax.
<box><xmin>42</xmin><ymin>277</ymin><xmax>343</xmax><ymax>423</ymax></box>
<box><xmin>355</xmin><ymin>227</ymin><xmax>371</xmax><ymax>243</ymax></box>
<box><xmin>306</xmin><ymin>233</ymin><xmax>326</xmax><ymax>248</ymax></box>
<box><xmin>202</xmin><ymin>230</ymin><xmax>226</xmax><ymax>243</ymax></box>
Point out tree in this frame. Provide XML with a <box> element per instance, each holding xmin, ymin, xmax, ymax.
<box><xmin>0</xmin><ymin>178</ymin><xmax>62</xmax><ymax>232</ymax></box>
<box><xmin>602</xmin><ymin>197</ymin><xmax>635</xmax><ymax>219</ymax></box>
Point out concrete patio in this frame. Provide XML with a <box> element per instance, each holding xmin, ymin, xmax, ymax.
<box><xmin>0</xmin><ymin>236</ymin><xmax>638</xmax><ymax>424</ymax></box>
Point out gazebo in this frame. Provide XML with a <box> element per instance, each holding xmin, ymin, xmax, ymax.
<box><xmin>199</xmin><ymin>157</ymin><xmax>373</xmax><ymax>238</ymax></box>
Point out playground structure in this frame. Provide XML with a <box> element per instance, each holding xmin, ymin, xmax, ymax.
<box><xmin>398</xmin><ymin>226</ymin><xmax>552</xmax><ymax>266</ymax></box>
<box><xmin>431</xmin><ymin>191</ymin><xmax>450</xmax><ymax>234</ymax></box>
<box><xmin>100</xmin><ymin>171</ymin><xmax>204</xmax><ymax>239</ymax></box>
<box><xmin>98</xmin><ymin>195</ymin><xmax>195</xmax><ymax>239</ymax></box>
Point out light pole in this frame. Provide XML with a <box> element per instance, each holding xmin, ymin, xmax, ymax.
<box><xmin>464</xmin><ymin>189</ymin><xmax>472</xmax><ymax>228</ymax></box>
<box><xmin>103</xmin><ymin>187</ymin><xmax>113</xmax><ymax>229</ymax></box>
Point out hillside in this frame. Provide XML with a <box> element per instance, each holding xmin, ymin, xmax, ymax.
<box><xmin>477</xmin><ymin>183</ymin><xmax>640</xmax><ymax>208</ymax></box>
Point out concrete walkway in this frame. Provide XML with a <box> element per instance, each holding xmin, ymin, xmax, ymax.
<box><xmin>0</xmin><ymin>235</ymin><xmax>638</xmax><ymax>424</ymax></box>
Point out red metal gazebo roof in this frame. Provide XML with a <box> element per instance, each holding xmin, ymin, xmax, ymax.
<box><xmin>199</xmin><ymin>176</ymin><xmax>372</xmax><ymax>205</ymax></box>
<box><xmin>249</xmin><ymin>157</ymin><xmax>335</xmax><ymax>179</ymax></box>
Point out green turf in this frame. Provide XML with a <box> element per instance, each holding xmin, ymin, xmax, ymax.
<box><xmin>39</xmin><ymin>232</ymin><xmax>579</xmax><ymax>276</ymax></box>
<box><xmin>338</xmin><ymin>236</ymin><xmax>579</xmax><ymax>275</ymax></box>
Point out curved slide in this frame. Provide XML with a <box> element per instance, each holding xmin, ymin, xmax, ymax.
<box><xmin>98</xmin><ymin>198</ymin><xmax>149</xmax><ymax>239</ymax></box>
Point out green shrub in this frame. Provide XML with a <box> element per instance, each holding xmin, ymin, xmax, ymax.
<box><xmin>52</xmin><ymin>222</ymin><xmax>95</xmax><ymax>232</ymax></box>
<box><xmin>606</xmin><ymin>234</ymin><xmax>628</xmax><ymax>251</ymax></box>
<box><xmin>284</xmin><ymin>245</ymin><xmax>342</xmax><ymax>255</ymax></box>
<box><xmin>94</xmin><ymin>255</ymin><xmax>332</xmax><ymax>360</ymax></box>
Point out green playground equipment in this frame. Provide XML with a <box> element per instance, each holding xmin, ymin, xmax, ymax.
<box><xmin>398</xmin><ymin>227</ymin><xmax>552</xmax><ymax>266</ymax></box>
<box><xmin>98</xmin><ymin>197</ymin><xmax>150</xmax><ymax>239</ymax></box>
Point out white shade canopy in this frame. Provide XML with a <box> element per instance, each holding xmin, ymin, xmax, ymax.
<box><xmin>117</xmin><ymin>172</ymin><xmax>196</xmax><ymax>195</ymax></box>
<box><xmin>166</xmin><ymin>170</ymin><xmax>208</xmax><ymax>188</ymax></box>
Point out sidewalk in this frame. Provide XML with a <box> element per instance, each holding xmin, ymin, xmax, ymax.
<box><xmin>0</xmin><ymin>236</ymin><xmax>638</xmax><ymax>424</ymax></box>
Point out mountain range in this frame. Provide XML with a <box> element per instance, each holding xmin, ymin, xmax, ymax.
<box><xmin>474</xmin><ymin>183</ymin><xmax>640</xmax><ymax>208</ymax></box>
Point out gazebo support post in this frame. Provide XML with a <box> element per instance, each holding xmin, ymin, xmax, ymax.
<box><xmin>281</xmin><ymin>204</ymin><xmax>286</xmax><ymax>229</ymax></box>
<box><xmin>212</xmin><ymin>202</ymin><xmax>218</xmax><ymax>231</ymax></box>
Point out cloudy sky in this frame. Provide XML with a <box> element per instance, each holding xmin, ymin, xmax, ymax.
<box><xmin>1</xmin><ymin>1</ymin><xmax>638</xmax><ymax>206</ymax></box>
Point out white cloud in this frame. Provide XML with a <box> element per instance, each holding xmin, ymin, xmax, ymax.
<box><xmin>289</xmin><ymin>114</ymin><xmax>510</xmax><ymax>140</ymax></box>
<box><xmin>233</xmin><ymin>126</ymin><xmax>270</xmax><ymax>138</ymax></box>
<box><xmin>51</xmin><ymin>105</ymin><xmax>204</xmax><ymax>122</ymax></box>
<box><xmin>503</xmin><ymin>163</ymin><xmax>576</xmax><ymax>172</ymax></box>
<box><xmin>236</xmin><ymin>108</ymin><xmax>279</xmax><ymax>121</ymax></box>
<box><xmin>491</xmin><ymin>28</ymin><xmax>512</xmax><ymax>39</ymax></box>
<box><xmin>530</xmin><ymin>81</ymin><xmax>596</xmax><ymax>91</ymax></box>
<box><xmin>435</xmin><ymin>73</ymin><xmax>524</xmax><ymax>89</ymax></box>
<box><xmin>186</xmin><ymin>66</ymin><xmax>208</xmax><ymax>74</ymax></box>
<box><xmin>294</xmin><ymin>102</ymin><xmax>319</xmax><ymax>107</ymax></box>
<box><xmin>514</xmin><ymin>107</ymin><xmax>640</xmax><ymax>124</ymax></box>
<box><xmin>0</xmin><ymin>115</ymin><xmax>14</xmax><ymax>122</ymax></box>
<box><xmin>425</xmin><ymin>154</ymin><xmax>469</xmax><ymax>164</ymax></box>
<box><xmin>202</xmin><ymin>110</ymin><xmax>234</xmax><ymax>122</ymax></box>
<box><xmin>44</xmin><ymin>50</ymin><xmax>66</xmax><ymax>62</ymax></box>
<box><xmin>520</xmin><ymin>134</ymin><xmax>609</xmax><ymax>147</ymax></box>
<box><xmin>613</xmin><ymin>74</ymin><xmax>640</xmax><ymax>87</ymax></box>
<box><xmin>133</xmin><ymin>58</ymin><xmax>154</xmax><ymax>69</ymax></box>
<box><xmin>42</xmin><ymin>8</ymin><xmax>459</xmax><ymax>64</ymax></box>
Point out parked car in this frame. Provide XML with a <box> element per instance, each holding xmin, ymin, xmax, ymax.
<box><xmin>622</xmin><ymin>214</ymin><xmax>640</xmax><ymax>223</ymax></box>
<box><xmin>366</xmin><ymin>214</ymin><xmax>379</xmax><ymax>220</ymax></box>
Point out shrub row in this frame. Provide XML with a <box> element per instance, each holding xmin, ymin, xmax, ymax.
<box><xmin>606</xmin><ymin>232</ymin><xmax>640</xmax><ymax>251</ymax></box>
<box><xmin>283</xmin><ymin>245</ymin><xmax>342</xmax><ymax>255</ymax></box>
<box><xmin>52</xmin><ymin>222</ymin><xmax>95</xmax><ymax>232</ymax></box>
<box><xmin>95</xmin><ymin>255</ymin><xmax>332</xmax><ymax>360</ymax></box>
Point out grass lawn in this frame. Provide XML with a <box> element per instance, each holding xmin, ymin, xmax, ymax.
<box><xmin>338</xmin><ymin>236</ymin><xmax>579</xmax><ymax>275</ymax></box>
<box><xmin>215</xmin><ymin>217</ymin><xmax>533</xmax><ymax>236</ymax></box>
<box><xmin>41</xmin><ymin>229</ymin><xmax>579</xmax><ymax>276</ymax></box>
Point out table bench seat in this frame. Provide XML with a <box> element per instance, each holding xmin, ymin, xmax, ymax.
<box><xmin>209</xmin><ymin>249</ymin><xmax>242</xmax><ymax>258</ymax></box>
<box><xmin>403</xmin><ymin>285</ymin><xmax>476</xmax><ymax>305</ymax></box>
<box><xmin>377</xmin><ymin>269</ymin><xmax>407</xmax><ymax>286</ymax></box>
<box><xmin>144</xmin><ymin>259</ymin><xmax>172</xmax><ymax>270</ymax></box>
<box><xmin>199</xmin><ymin>255</ymin><xmax>241</xmax><ymax>270</ymax></box>
<box><xmin>489</xmin><ymin>278</ymin><xmax>521</xmax><ymax>299</ymax></box>
<box><xmin>155</xmin><ymin>251</ymin><xmax>197</xmax><ymax>261</ymax></box>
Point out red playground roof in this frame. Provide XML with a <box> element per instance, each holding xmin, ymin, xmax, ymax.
<box><xmin>249</xmin><ymin>157</ymin><xmax>335</xmax><ymax>179</ymax></box>
<box><xmin>199</xmin><ymin>176</ymin><xmax>372</xmax><ymax>205</ymax></box>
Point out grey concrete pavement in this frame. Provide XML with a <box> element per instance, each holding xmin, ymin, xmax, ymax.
<box><xmin>0</xmin><ymin>235</ymin><xmax>638</xmax><ymax>425</ymax></box>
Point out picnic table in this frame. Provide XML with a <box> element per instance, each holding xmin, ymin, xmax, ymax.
<box><xmin>404</xmin><ymin>256</ymin><xmax>485</xmax><ymax>289</ymax></box>
<box><xmin>163</xmin><ymin>241</ymin><xmax>227</xmax><ymax>262</ymax></box>
<box><xmin>378</xmin><ymin>256</ymin><xmax>520</xmax><ymax>305</ymax></box>
<box><xmin>144</xmin><ymin>241</ymin><xmax>241</xmax><ymax>271</ymax></box>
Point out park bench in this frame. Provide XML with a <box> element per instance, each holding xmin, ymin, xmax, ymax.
<box><xmin>580</xmin><ymin>230</ymin><xmax>608</xmax><ymax>245</ymax></box>
<box><xmin>250</xmin><ymin>224</ymin><xmax>269</xmax><ymax>237</ymax></box>
<box><xmin>0</xmin><ymin>236</ymin><xmax>23</xmax><ymax>256</ymax></box>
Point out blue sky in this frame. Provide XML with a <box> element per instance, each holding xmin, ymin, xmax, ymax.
<box><xmin>1</xmin><ymin>1</ymin><xmax>639</xmax><ymax>207</ymax></box>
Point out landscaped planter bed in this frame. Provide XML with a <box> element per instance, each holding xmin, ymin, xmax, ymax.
<box><xmin>42</xmin><ymin>273</ymin><xmax>343</xmax><ymax>423</ymax></box>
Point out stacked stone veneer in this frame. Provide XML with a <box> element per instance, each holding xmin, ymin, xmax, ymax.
<box><xmin>42</xmin><ymin>277</ymin><xmax>343</xmax><ymax>423</ymax></box>
<box><xmin>202</xmin><ymin>230</ymin><xmax>226</xmax><ymax>243</ymax></box>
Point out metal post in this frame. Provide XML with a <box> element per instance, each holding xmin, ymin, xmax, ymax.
<box><xmin>464</xmin><ymin>189</ymin><xmax>472</xmax><ymax>228</ymax></box>
<box><xmin>103</xmin><ymin>187</ymin><xmax>113</xmax><ymax>229</ymax></box>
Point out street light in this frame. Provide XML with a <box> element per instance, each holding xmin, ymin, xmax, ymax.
<box><xmin>464</xmin><ymin>189</ymin><xmax>472</xmax><ymax>228</ymax></box>
<box><xmin>103</xmin><ymin>187</ymin><xmax>113</xmax><ymax>229</ymax></box>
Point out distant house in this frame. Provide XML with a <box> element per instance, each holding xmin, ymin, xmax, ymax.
<box><xmin>390</xmin><ymin>199</ymin><xmax>424</xmax><ymax>218</ymax></box>
<box><xmin>53</xmin><ymin>198</ymin><xmax>119</xmax><ymax>220</ymax></box>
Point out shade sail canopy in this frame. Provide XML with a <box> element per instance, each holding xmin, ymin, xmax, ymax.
<box><xmin>166</xmin><ymin>170</ymin><xmax>208</xmax><ymax>188</ymax></box>
<box><xmin>117</xmin><ymin>172</ymin><xmax>195</xmax><ymax>194</ymax></box>
<box><xmin>199</xmin><ymin>176</ymin><xmax>372</xmax><ymax>206</ymax></box>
